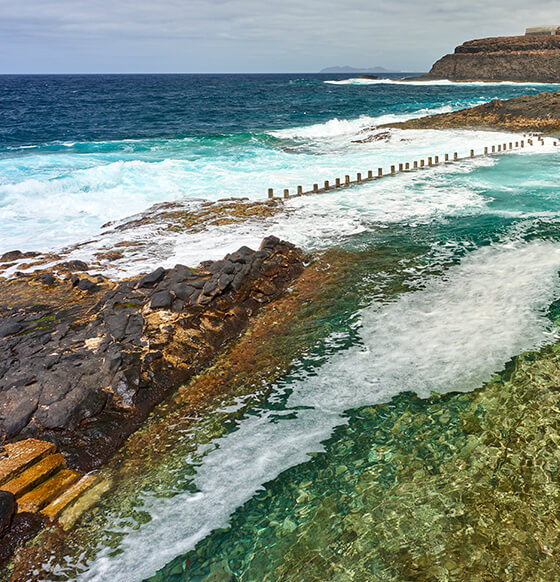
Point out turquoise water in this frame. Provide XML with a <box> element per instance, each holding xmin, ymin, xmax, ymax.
<box><xmin>4</xmin><ymin>76</ymin><xmax>560</xmax><ymax>580</ymax></box>
<box><xmin>1</xmin><ymin>74</ymin><xmax>559</xmax><ymax>255</ymax></box>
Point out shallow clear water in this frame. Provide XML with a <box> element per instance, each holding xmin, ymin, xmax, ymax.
<box><xmin>4</xmin><ymin>75</ymin><xmax>560</xmax><ymax>581</ymax></box>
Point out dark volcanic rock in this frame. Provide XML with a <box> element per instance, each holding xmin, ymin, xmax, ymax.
<box><xmin>0</xmin><ymin>250</ymin><xmax>39</xmax><ymax>263</ymax></box>
<box><xmin>137</xmin><ymin>267</ymin><xmax>165</xmax><ymax>288</ymax></box>
<box><xmin>0</xmin><ymin>491</ymin><xmax>15</xmax><ymax>536</ymax></box>
<box><xmin>423</xmin><ymin>33</ymin><xmax>560</xmax><ymax>82</ymax></box>
<box><xmin>0</xmin><ymin>238</ymin><xmax>305</xmax><ymax>471</ymax></box>
<box><xmin>56</xmin><ymin>260</ymin><xmax>89</xmax><ymax>272</ymax></box>
<box><xmin>0</xmin><ymin>512</ymin><xmax>45</xmax><ymax>567</ymax></box>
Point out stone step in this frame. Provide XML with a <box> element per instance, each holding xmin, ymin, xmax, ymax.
<box><xmin>1</xmin><ymin>454</ymin><xmax>66</xmax><ymax>499</ymax></box>
<box><xmin>0</xmin><ymin>439</ymin><xmax>56</xmax><ymax>486</ymax></box>
<box><xmin>16</xmin><ymin>469</ymin><xmax>82</xmax><ymax>513</ymax></box>
<box><xmin>57</xmin><ymin>477</ymin><xmax>112</xmax><ymax>530</ymax></box>
<box><xmin>41</xmin><ymin>474</ymin><xmax>98</xmax><ymax>521</ymax></box>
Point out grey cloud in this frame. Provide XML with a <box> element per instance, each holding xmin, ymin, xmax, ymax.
<box><xmin>0</xmin><ymin>0</ymin><xmax>559</xmax><ymax>72</ymax></box>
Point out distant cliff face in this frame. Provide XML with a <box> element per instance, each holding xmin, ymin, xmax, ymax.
<box><xmin>425</xmin><ymin>35</ymin><xmax>560</xmax><ymax>82</ymax></box>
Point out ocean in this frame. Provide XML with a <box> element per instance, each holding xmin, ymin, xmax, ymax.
<box><xmin>3</xmin><ymin>74</ymin><xmax>560</xmax><ymax>580</ymax></box>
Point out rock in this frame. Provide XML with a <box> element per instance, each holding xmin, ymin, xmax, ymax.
<box><xmin>36</xmin><ymin>274</ymin><xmax>56</xmax><ymax>286</ymax></box>
<box><xmin>77</xmin><ymin>279</ymin><xmax>98</xmax><ymax>292</ymax></box>
<box><xmin>0</xmin><ymin>251</ymin><xmax>24</xmax><ymax>263</ymax></box>
<box><xmin>0</xmin><ymin>238</ymin><xmax>305</xmax><ymax>472</ymax></box>
<box><xmin>384</xmin><ymin>90</ymin><xmax>560</xmax><ymax>133</ymax></box>
<box><xmin>150</xmin><ymin>290</ymin><xmax>174</xmax><ymax>310</ymax></box>
<box><xmin>137</xmin><ymin>267</ymin><xmax>165</xmax><ymax>288</ymax></box>
<box><xmin>227</xmin><ymin>246</ymin><xmax>253</xmax><ymax>264</ymax></box>
<box><xmin>56</xmin><ymin>260</ymin><xmax>89</xmax><ymax>272</ymax></box>
<box><xmin>423</xmin><ymin>33</ymin><xmax>560</xmax><ymax>82</ymax></box>
<box><xmin>0</xmin><ymin>321</ymin><xmax>23</xmax><ymax>338</ymax></box>
<box><xmin>170</xmin><ymin>283</ymin><xmax>196</xmax><ymax>302</ymax></box>
<box><xmin>0</xmin><ymin>491</ymin><xmax>15</xmax><ymax>536</ymax></box>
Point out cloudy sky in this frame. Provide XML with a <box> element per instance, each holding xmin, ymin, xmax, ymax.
<box><xmin>1</xmin><ymin>0</ymin><xmax>559</xmax><ymax>73</ymax></box>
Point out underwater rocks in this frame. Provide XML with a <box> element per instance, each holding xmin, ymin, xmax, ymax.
<box><xmin>423</xmin><ymin>33</ymin><xmax>560</xmax><ymax>82</ymax></box>
<box><xmin>0</xmin><ymin>236</ymin><xmax>304</xmax><ymax>472</ymax></box>
<box><xmin>384</xmin><ymin>91</ymin><xmax>560</xmax><ymax>133</ymax></box>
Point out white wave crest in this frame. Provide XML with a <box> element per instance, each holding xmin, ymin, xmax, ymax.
<box><xmin>325</xmin><ymin>77</ymin><xmax>560</xmax><ymax>87</ymax></box>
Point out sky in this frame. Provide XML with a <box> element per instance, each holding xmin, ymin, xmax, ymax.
<box><xmin>1</xmin><ymin>0</ymin><xmax>560</xmax><ymax>73</ymax></box>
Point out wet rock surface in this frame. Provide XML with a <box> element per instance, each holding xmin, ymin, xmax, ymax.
<box><xmin>423</xmin><ymin>34</ymin><xmax>560</xmax><ymax>83</ymax></box>
<box><xmin>0</xmin><ymin>492</ymin><xmax>15</xmax><ymax>537</ymax></box>
<box><xmin>0</xmin><ymin>236</ymin><xmax>304</xmax><ymax>472</ymax></box>
<box><xmin>384</xmin><ymin>90</ymin><xmax>560</xmax><ymax>133</ymax></box>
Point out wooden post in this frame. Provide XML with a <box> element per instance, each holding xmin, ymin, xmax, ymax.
<box><xmin>454</xmin><ymin>152</ymin><xmax>458</xmax><ymax>160</ymax></box>
<box><xmin>399</xmin><ymin>163</ymin><xmax>403</xmax><ymax>172</ymax></box>
<box><xmin>484</xmin><ymin>147</ymin><xmax>488</xmax><ymax>155</ymax></box>
<box><xmin>324</xmin><ymin>181</ymin><xmax>329</xmax><ymax>190</ymax></box>
<box><xmin>405</xmin><ymin>162</ymin><xmax>410</xmax><ymax>170</ymax></box>
<box><xmin>268</xmin><ymin>188</ymin><xmax>274</xmax><ymax>199</ymax></box>
<box><xmin>345</xmin><ymin>175</ymin><xmax>350</xmax><ymax>185</ymax></box>
<box><xmin>368</xmin><ymin>170</ymin><xmax>373</xmax><ymax>180</ymax></box>
<box><xmin>521</xmin><ymin>140</ymin><xmax>524</xmax><ymax>147</ymax></box>
<box><xmin>357</xmin><ymin>172</ymin><xmax>362</xmax><ymax>182</ymax></box>
<box><xmin>428</xmin><ymin>157</ymin><xmax>433</xmax><ymax>166</ymax></box>
<box><xmin>470</xmin><ymin>149</ymin><xmax>474</xmax><ymax>158</ymax></box>
<box><xmin>503</xmin><ymin>143</ymin><xmax>507</xmax><ymax>150</ymax></box>
<box><xmin>498</xmin><ymin>145</ymin><xmax>501</xmax><ymax>152</ymax></box>
<box><xmin>391</xmin><ymin>165</ymin><xmax>396</xmax><ymax>174</ymax></box>
<box><xmin>420</xmin><ymin>160</ymin><xmax>425</xmax><ymax>167</ymax></box>
<box><xmin>297</xmin><ymin>185</ymin><xmax>303</xmax><ymax>195</ymax></box>
<box><xmin>515</xmin><ymin>142</ymin><xmax>519</xmax><ymax>148</ymax></box>
<box><xmin>283</xmin><ymin>189</ymin><xmax>289</xmax><ymax>199</ymax></box>
<box><xmin>509</xmin><ymin>142</ymin><xmax>513</xmax><ymax>149</ymax></box>
<box><xmin>378</xmin><ymin>168</ymin><xmax>383</xmax><ymax>177</ymax></box>
<box><xmin>414</xmin><ymin>161</ymin><xmax>418</xmax><ymax>169</ymax></box>
<box><xmin>492</xmin><ymin>145</ymin><xmax>495</xmax><ymax>153</ymax></box>
<box><xmin>313</xmin><ymin>183</ymin><xmax>319</xmax><ymax>193</ymax></box>
<box><xmin>445</xmin><ymin>153</ymin><xmax>449</xmax><ymax>162</ymax></box>
<box><xmin>335</xmin><ymin>178</ymin><xmax>341</xmax><ymax>187</ymax></box>
<box><xmin>434</xmin><ymin>156</ymin><xmax>439</xmax><ymax>165</ymax></box>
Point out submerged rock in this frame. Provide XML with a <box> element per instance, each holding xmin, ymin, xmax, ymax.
<box><xmin>0</xmin><ymin>237</ymin><xmax>304</xmax><ymax>471</ymax></box>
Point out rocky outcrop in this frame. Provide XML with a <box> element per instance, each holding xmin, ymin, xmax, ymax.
<box><xmin>423</xmin><ymin>34</ymin><xmax>560</xmax><ymax>82</ymax></box>
<box><xmin>0</xmin><ymin>237</ymin><xmax>304</xmax><ymax>471</ymax></box>
<box><xmin>383</xmin><ymin>91</ymin><xmax>560</xmax><ymax>133</ymax></box>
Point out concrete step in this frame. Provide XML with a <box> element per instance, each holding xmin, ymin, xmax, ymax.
<box><xmin>1</xmin><ymin>453</ymin><xmax>66</xmax><ymax>499</ymax></box>
<box><xmin>16</xmin><ymin>469</ymin><xmax>82</xmax><ymax>513</ymax></box>
<box><xmin>0</xmin><ymin>439</ymin><xmax>56</xmax><ymax>486</ymax></box>
<box><xmin>41</xmin><ymin>474</ymin><xmax>98</xmax><ymax>521</ymax></box>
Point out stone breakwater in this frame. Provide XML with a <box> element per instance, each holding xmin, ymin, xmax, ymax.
<box><xmin>422</xmin><ymin>34</ymin><xmax>560</xmax><ymax>82</ymax></box>
<box><xmin>0</xmin><ymin>236</ymin><xmax>304</xmax><ymax>473</ymax></box>
<box><xmin>383</xmin><ymin>91</ymin><xmax>560</xmax><ymax>133</ymax></box>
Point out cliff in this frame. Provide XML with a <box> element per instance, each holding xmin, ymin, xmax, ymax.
<box><xmin>384</xmin><ymin>91</ymin><xmax>560</xmax><ymax>133</ymax></box>
<box><xmin>424</xmin><ymin>35</ymin><xmax>560</xmax><ymax>82</ymax></box>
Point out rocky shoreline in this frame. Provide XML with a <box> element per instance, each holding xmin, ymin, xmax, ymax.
<box><xmin>383</xmin><ymin>91</ymin><xmax>560</xmax><ymax>133</ymax></box>
<box><xmin>0</xmin><ymin>234</ymin><xmax>305</xmax><ymax>558</ymax></box>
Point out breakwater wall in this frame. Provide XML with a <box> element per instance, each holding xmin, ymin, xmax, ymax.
<box><xmin>267</xmin><ymin>135</ymin><xmax>558</xmax><ymax>200</ymax></box>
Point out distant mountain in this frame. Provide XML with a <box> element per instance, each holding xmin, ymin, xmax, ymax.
<box><xmin>319</xmin><ymin>65</ymin><xmax>401</xmax><ymax>74</ymax></box>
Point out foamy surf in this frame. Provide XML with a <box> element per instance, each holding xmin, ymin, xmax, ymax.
<box><xmin>77</xmin><ymin>238</ymin><xmax>560</xmax><ymax>582</ymax></box>
<box><xmin>325</xmin><ymin>77</ymin><xmax>560</xmax><ymax>87</ymax></box>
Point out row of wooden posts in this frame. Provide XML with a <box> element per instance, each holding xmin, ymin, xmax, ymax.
<box><xmin>267</xmin><ymin>136</ymin><xmax>557</xmax><ymax>200</ymax></box>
